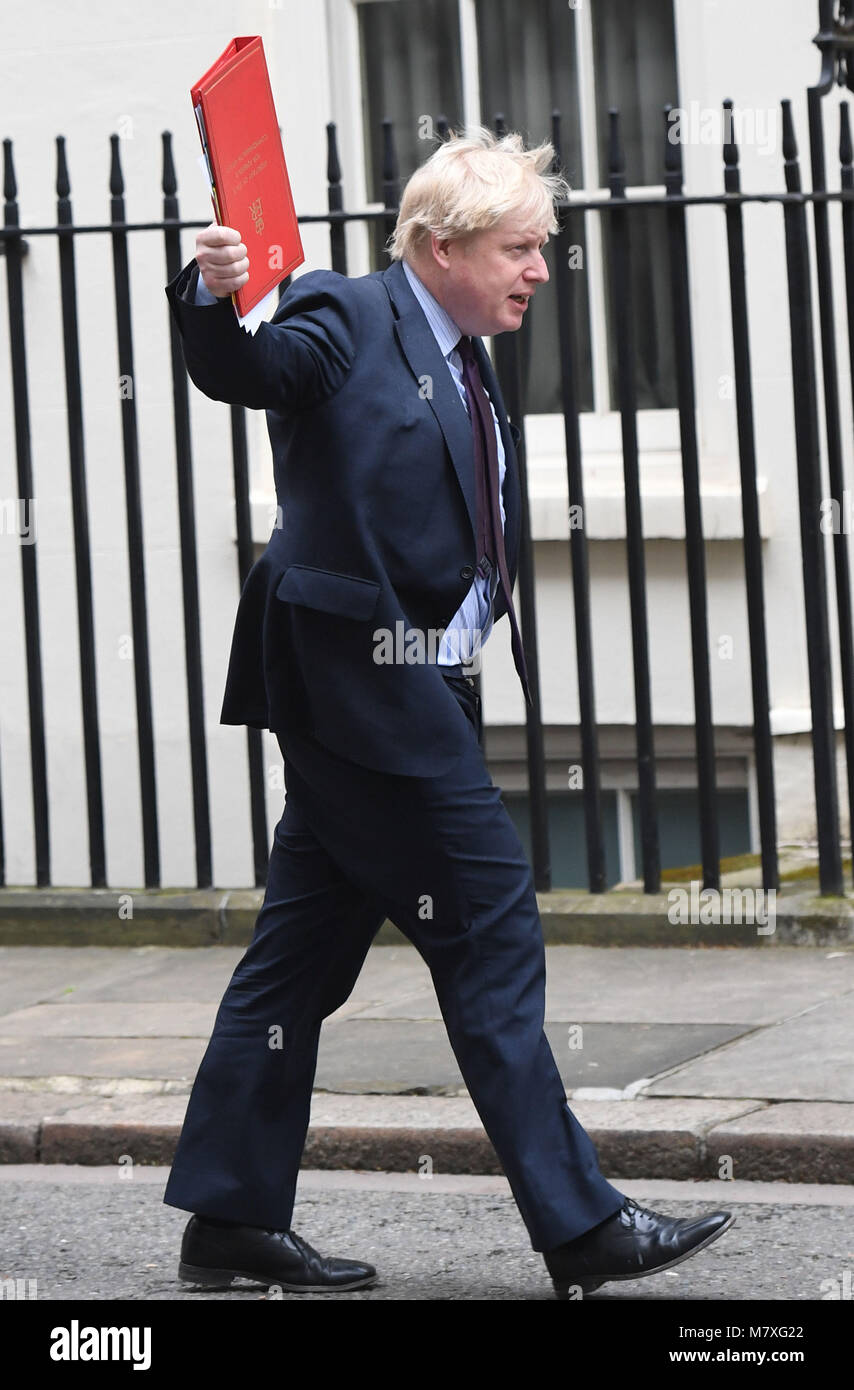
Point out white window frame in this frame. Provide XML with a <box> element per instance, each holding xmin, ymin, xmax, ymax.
<box><xmin>245</xmin><ymin>0</ymin><xmax>772</xmax><ymax>545</ymax></box>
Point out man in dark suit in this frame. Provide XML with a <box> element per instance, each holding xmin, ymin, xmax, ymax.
<box><xmin>162</xmin><ymin>128</ymin><xmax>733</xmax><ymax>1299</ymax></box>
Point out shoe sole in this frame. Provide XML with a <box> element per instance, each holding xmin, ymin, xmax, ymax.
<box><xmin>552</xmin><ymin>1213</ymin><xmax>736</xmax><ymax>1299</ymax></box>
<box><xmin>178</xmin><ymin>1261</ymin><xmax>378</xmax><ymax>1293</ymax></box>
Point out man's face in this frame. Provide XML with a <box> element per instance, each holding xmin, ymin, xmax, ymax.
<box><xmin>429</xmin><ymin>213</ymin><xmax>550</xmax><ymax>336</ymax></box>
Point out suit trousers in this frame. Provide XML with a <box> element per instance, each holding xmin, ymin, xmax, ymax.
<box><xmin>162</xmin><ymin>671</ymin><xmax>625</xmax><ymax>1252</ymax></box>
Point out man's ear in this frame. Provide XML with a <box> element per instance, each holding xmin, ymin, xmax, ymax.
<box><xmin>429</xmin><ymin>231</ymin><xmax>454</xmax><ymax>270</ymax></box>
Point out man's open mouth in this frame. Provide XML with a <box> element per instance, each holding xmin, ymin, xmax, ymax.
<box><xmin>510</xmin><ymin>294</ymin><xmax>530</xmax><ymax>305</ymax></box>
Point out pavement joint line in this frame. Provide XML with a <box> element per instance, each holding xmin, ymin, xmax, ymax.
<box><xmin>767</xmin><ymin>994</ymin><xmax>849</xmax><ymax>1025</ymax></box>
<box><xmin>690</xmin><ymin>1108</ymin><xmax>775</xmax><ymax>1169</ymax></box>
<box><xmin>628</xmin><ymin>1022</ymin><xmax>771</xmax><ymax>1092</ymax></box>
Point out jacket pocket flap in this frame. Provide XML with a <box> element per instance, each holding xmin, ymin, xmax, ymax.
<box><xmin>275</xmin><ymin>564</ymin><xmax>381</xmax><ymax>621</ymax></box>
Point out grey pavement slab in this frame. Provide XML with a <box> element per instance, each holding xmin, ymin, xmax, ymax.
<box><xmin>645</xmin><ymin>994</ymin><xmax>854</xmax><ymax>1102</ymax></box>
<box><xmin>4</xmin><ymin>944</ymin><xmax>854</xmax><ymax>1026</ymax></box>
<box><xmin>305</xmin><ymin>1093</ymin><xmax>763</xmax><ymax>1130</ymax></box>
<box><xmin>0</xmin><ymin>944</ymin><xmax>849</xmax><ymax>1133</ymax></box>
<box><xmin>539</xmin><ymin>946</ymin><xmax>854</xmax><ymax>1025</ymax></box>
<box><xmin>710</xmin><ymin>1100</ymin><xmax>854</xmax><ymax>1139</ymax></box>
<box><xmin>28</xmin><ymin>947</ymin><xmax>244</xmax><ymax>1005</ymax></box>
<box><xmin>0</xmin><ymin>1035</ymin><xmax>204</xmax><ymax>1082</ymax></box>
<box><xmin>0</xmin><ymin>947</ymin><xmax>164</xmax><ymax>1014</ymax></box>
<box><xmin>349</xmin><ymin>945</ymin><xmax>854</xmax><ymax>1025</ymax></box>
<box><xmin>313</xmin><ymin>1019</ymin><xmax>749</xmax><ymax>1093</ymax></box>
<box><xmin>2</xmin><ymin>1091</ymin><xmax>767</xmax><ymax>1134</ymax></box>
<box><xmin>1</xmin><ymin>1013</ymin><xmax>750</xmax><ymax>1097</ymax></box>
<box><xmin>0</xmin><ymin>1002</ymin><xmax>219</xmax><ymax>1038</ymax></box>
<box><xmin>0</xmin><ymin>1092</ymin><xmax>100</xmax><ymax>1121</ymax></box>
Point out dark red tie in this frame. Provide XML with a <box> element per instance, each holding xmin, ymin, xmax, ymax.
<box><xmin>456</xmin><ymin>335</ymin><xmax>531</xmax><ymax>705</ymax></box>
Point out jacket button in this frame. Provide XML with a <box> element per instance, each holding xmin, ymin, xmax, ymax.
<box><xmin>460</xmin><ymin>564</ymin><xmax>475</xmax><ymax>581</ymax></box>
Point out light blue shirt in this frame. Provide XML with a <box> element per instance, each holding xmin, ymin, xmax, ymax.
<box><xmin>193</xmin><ymin>260</ymin><xmax>507</xmax><ymax>666</ymax></box>
<box><xmin>400</xmin><ymin>261</ymin><xmax>506</xmax><ymax>667</ymax></box>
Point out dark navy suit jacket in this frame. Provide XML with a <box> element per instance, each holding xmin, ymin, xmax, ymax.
<box><xmin>165</xmin><ymin>257</ymin><xmax>523</xmax><ymax>778</ymax></box>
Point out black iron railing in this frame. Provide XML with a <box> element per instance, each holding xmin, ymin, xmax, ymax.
<box><xmin>3</xmin><ymin>3</ymin><xmax>854</xmax><ymax>898</ymax></box>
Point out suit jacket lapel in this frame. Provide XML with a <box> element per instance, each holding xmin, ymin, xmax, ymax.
<box><xmin>382</xmin><ymin>260</ymin><xmax>476</xmax><ymax>543</ymax></box>
<box><xmin>381</xmin><ymin>259</ymin><xmax>522</xmax><ymax>585</ymax></box>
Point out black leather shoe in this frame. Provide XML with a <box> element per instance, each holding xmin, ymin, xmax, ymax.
<box><xmin>544</xmin><ymin>1197</ymin><xmax>734</xmax><ymax>1299</ymax></box>
<box><xmin>178</xmin><ymin>1216</ymin><xmax>378</xmax><ymax>1292</ymax></box>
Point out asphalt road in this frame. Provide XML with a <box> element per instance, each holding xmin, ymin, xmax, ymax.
<box><xmin>2</xmin><ymin>1167</ymin><xmax>852</xmax><ymax>1303</ymax></box>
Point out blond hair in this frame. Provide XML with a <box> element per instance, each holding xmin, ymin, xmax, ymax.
<box><xmin>388</xmin><ymin>126</ymin><xmax>570</xmax><ymax>262</ymax></box>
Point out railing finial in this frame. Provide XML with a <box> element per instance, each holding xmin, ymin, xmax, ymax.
<box><xmin>812</xmin><ymin>0</ymin><xmax>854</xmax><ymax>96</ymax></box>
<box><xmin>109</xmin><ymin>133</ymin><xmax>124</xmax><ymax>198</ymax></box>
<box><xmin>3</xmin><ymin>137</ymin><xmax>17</xmax><ymax>205</ymax></box>
<box><xmin>161</xmin><ymin>131</ymin><xmax>177</xmax><ymax>198</ymax></box>
<box><xmin>55</xmin><ymin>135</ymin><xmax>70</xmax><ymax>200</ymax></box>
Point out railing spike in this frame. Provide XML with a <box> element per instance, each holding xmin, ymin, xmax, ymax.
<box><xmin>551</xmin><ymin>109</ymin><xmax>562</xmax><ymax>167</ymax></box>
<box><xmin>161</xmin><ymin>131</ymin><xmax>177</xmax><ymax>198</ymax></box>
<box><xmin>381</xmin><ymin>118</ymin><xmax>398</xmax><ymax>184</ymax></box>
<box><xmin>55</xmin><ymin>135</ymin><xmax>70</xmax><ymax>200</ymax></box>
<box><xmin>326</xmin><ymin>122</ymin><xmax>341</xmax><ymax>186</ymax></box>
<box><xmin>782</xmin><ymin>98</ymin><xmax>798</xmax><ymax>161</ymax></box>
<box><xmin>109</xmin><ymin>133</ymin><xmax>124</xmax><ymax>197</ymax></box>
<box><xmin>722</xmin><ymin>98</ymin><xmax>739</xmax><ymax>167</ymax></box>
<box><xmin>4</xmin><ymin>137</ymin><xmax>17</xmax><ymax>204</ymax></box>
<box><xmin>840</xmin><ymin>101</ymin><xmax>852</xmax><ymax>167</ymax></box>
<box><xmin>663</xmin><ymin>103</ymin><xmax>681</xmax><ymax>191</ymax></box>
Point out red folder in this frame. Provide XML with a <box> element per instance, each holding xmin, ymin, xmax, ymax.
<box><xmin>191</xmin><ymin>36</ymin><xmax>304</xmax><ymax>318</ymax></box>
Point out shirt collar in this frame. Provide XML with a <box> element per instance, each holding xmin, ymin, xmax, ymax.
<box><xmin>402</xmin><ymin>259</ymin><xmax>463</xmax><ymax>360</ymax></box>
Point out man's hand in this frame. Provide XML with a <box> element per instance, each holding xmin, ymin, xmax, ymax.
<box><xmin>196</xmin><ymin>222</ymin><xmax>250</xmax><ymax>299</ymax></box>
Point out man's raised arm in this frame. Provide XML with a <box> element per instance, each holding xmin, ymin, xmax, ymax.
<box><xmin>166</xmin><ymin>221</ymin><xmax>359</xmax><ymax>413</ymax></box>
